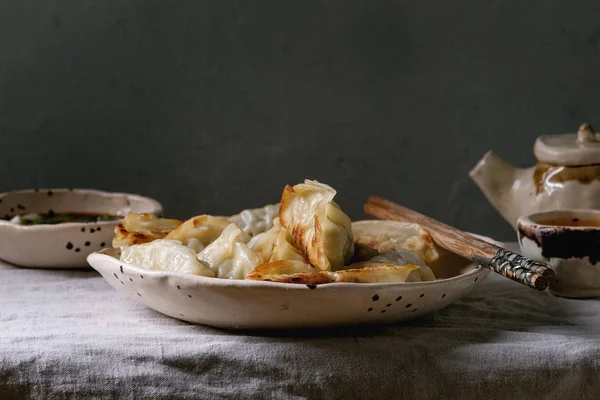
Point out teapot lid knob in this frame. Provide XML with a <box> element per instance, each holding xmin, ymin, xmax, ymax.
<box><xmin>577</xmin><ymin>123</ymin><xmax>597</xmax><ymax>143</ymax></box>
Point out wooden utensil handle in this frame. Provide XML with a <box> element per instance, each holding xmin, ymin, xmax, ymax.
<box><xmin>472</xmin><ymin>250</ymin><xmax>548</xmax><ymax>290</ymax></box>
<box><xmin>364</xmin><ymin>196</ymin><xmax>554</xmax><ymax>290</ymax></box>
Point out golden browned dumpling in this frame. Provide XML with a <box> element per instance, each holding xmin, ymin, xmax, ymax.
<box><xmin>112</xmin><ymin>212</ymin><xmax>183</xmax><ymax>247</ymax></box>
<box><xmin>246</xmin><ymin>260</ymin><xmax>424</xmax><ymax>285</ymax></box>
<box><xmin>247</xmin><ymin>218</ymin><xmax>306</xmax><ymax>263</ymax></box>
<box><xmin>279</xmin><ymin>180</ymin><xmax>354</xmax><ymax>271</ymax></box>
<box><xmin>245</xmin><ymin>260</ymin><xmax>325</xmax><ymax>283</ymax></box>
<box><xmin>164</xmin><ymin>215</ymin><xmax>233</xmax><ymax>252</ymax></box>
<box><xmin>334</xmin><ymin>262</ymin><xmax>423</xmax><ymax>283</ymax></box>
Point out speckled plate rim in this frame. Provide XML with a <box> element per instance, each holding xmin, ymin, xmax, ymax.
<box><xmin>88</xmin><ymin>234</ymin><xmax>500</xmax><ymax>291</ymax></box>
<box><xmin>0</xmin><ymin>188</ymin><xmax>163</xmax><ymax>230</ymax></box>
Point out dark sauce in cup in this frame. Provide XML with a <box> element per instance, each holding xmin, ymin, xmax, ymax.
<box><xmin>5</xmin><ymin>212</ymin><xmax>119</xmax><ymax>225</ymax></box>
<box><xmin>539</xmin><ymin>217</ymin><xmax>600</xmax><ymax>227</ymax></box>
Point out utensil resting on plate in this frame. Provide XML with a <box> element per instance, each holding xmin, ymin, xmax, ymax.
<box><xmin>364</xmin><ymin>196</ymin><xmax>555</xmax><ymax>290</ymax></box>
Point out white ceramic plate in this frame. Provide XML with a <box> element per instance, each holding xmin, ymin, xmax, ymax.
<box><xmin>0</xmin><ymin>189</ymin><xmax>162</xmax><ymax>268</ymax></box>
<box><xmin>88</xmin><ymin>234</ymin><xmax>500</xmax><ymax>329</ymax></box>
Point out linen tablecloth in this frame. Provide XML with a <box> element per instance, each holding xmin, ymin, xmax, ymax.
<box><xmin>1</xmin><ymin>243</ymin><xmax>599</xmax><ymax>399</ymax></box>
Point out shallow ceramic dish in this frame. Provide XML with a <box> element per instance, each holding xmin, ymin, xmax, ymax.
<box><xmin>0</xmin><ymin>189</ymin><xmax>162</xmax><ymax>268</ymax></box>
<box><xmin>87</xmin><ymin>234</ymin><xmax>499</xmax><ymax>329</ymax></box>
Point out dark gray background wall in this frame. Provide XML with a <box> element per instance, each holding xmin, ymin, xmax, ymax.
<box><xmin>1</xmin><ymin>0</ymin><xmax>599</xmax><ymax>240</ymax></box>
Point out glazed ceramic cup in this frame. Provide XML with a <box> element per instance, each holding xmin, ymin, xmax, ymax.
<box><xmin>517</xmin><ymin>209</ymin><xmax>600</xmax><ymax>298</ymax></box>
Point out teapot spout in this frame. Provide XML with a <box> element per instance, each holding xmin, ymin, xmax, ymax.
<box><xmin>470</xmin><ymin>151</ymin><xmax>520</xmax><ymax>227</ymax></box>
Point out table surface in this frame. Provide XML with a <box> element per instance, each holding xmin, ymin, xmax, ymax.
<box><xmin>2</xmin><ymin>243</ymin><xmax>600</xmax><ymax>400</ymax></box>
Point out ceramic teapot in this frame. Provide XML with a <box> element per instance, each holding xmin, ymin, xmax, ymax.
<box><xmin>470</xmin><ymin>123</ymin><xmax>600</xmax><ymax>230</ymax></box>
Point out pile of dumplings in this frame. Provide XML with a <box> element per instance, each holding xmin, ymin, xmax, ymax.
<box><xmin>113</xmin><ymin>180</ymin><xmax>439</xmax><ymax>284</ymax></box>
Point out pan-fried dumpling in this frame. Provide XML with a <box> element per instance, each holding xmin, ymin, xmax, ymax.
<box><xmin>333</xmin><ymin>262</ymin><xmax>423</xmax><ymax>283</ymax></box>
<box><xmin>246</xmin><ymin>223</ymin><xmax>279</xmax><ymax>261</ymax></box>
<box><xmin>246</xmin><ymin>260</ymin><xmax>319</xmax><ymax>282</ymax></box>
<box><xmin>120</xmin><ymin>239</ymin><xmax>214</xmax><ymax>276</ymax></box>
<box><xmin>352</xmin><ymin>220</ymin><xmax>439</xmax><ymax>263</ymax></box>
<box><xmin>165</xmin><ymin>215</ymin><xmax>237</xmax><ymax>252</ymax></box>
<box><xmin>370</xmin><ymin>249</ymin><xmax>436</xmax><ymax>281</ymax></box>
<box><xmin>246</xmin><ymin>260</ymin><xmax>423</xmax><ymax>284</ymax></box>
<box><xmin>113</xmin><ymin>212</ymin><xmax>183</xmax><ymax>247</ymax></box>
<box><xmin>269</xmin><ymin>226</ymin><xmax>307</xmax><ymax>262</ymax></box>
<box><xmin>197</xmin><ymin>223</ymin><xmax>263</xmax><ymax>279</ymax></box>
<box><xmin>229</xmin><ymin>203</ymin><xmax>279</xmax><ymax>237</ymax></box>
<box><xmin>279</xmin><ymin>180</ymin><xmax>354</xmax><ymax>271</ymax></box>
<box><xmin>247</xmin><ymin>218</ymin><xmax>306</xmax><ymax>263</ymax></box>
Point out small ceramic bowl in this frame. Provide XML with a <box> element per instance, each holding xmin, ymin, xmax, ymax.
<box><xmin>517</xmin><ymin>209</ymin><xmax>600</xmax><ymax>298</ymax></box>
<box><xmin>0</xmin><ymin>189</ymin><xmax>162</xmax><ymax>268</ymax></box>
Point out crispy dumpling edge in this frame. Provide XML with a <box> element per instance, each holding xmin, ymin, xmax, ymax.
<box><xmin>112</xmin><ymin>212</ymin><xmax>183</xmax><ymax>247</ymax></box>
<box><xmin>279</xmin><ymin>181</ymin><xmax>354</xmax><ymax>271</ymax></box>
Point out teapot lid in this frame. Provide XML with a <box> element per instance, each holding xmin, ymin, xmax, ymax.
<box><xmin>534</xmin><ymin>123</ymin><xmax>600</xmax><ymax>166</ymax></box>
